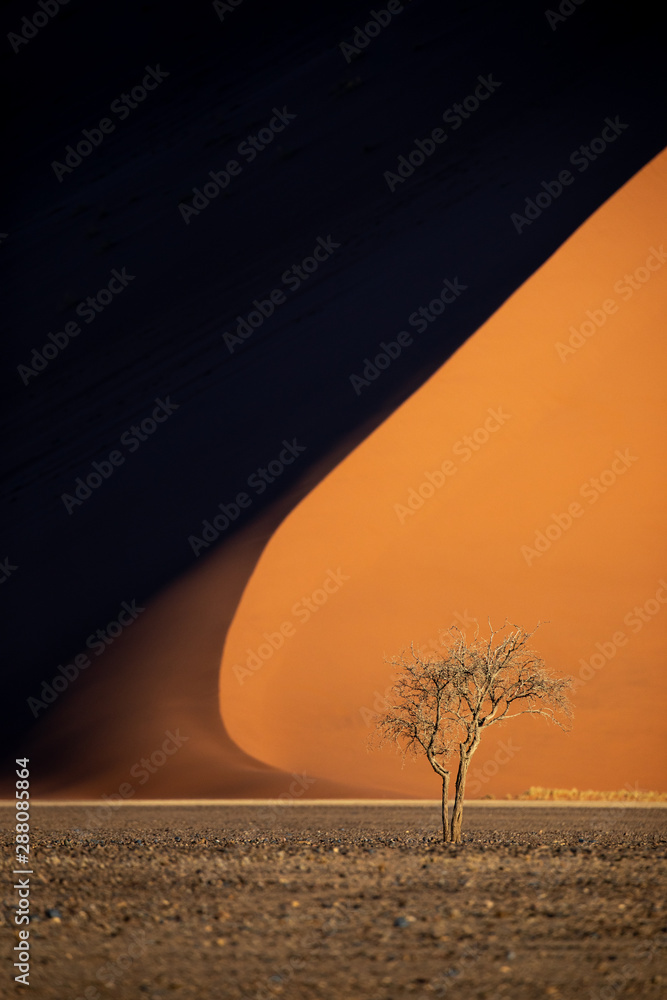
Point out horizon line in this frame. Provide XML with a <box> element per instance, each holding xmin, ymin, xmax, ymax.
<box><xmin>4</xmin><ymin>798</ymin><xmax>666</xmax><ymax>808</ymax></box>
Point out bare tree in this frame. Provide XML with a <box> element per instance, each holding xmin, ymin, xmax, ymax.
<box><xmin>371</xmin><ymin>649</ymin><xmax>457</xmax><ymax>842</ymax></box>
<box><xmin>373</xmin><ymin>620</ymin><xmax>573</xmax><ymax>843</ymax></box>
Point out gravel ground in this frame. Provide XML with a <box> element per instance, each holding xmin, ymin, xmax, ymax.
<box><xmin>1</xmin><ymin>804</ymin><xmax>666</xmax><ymax>999</ymax></box>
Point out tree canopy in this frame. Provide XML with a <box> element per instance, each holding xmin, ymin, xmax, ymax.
<box><xmin>374</xmin><ymin>620</ymin><xmax>573</xmax><ymax>842</ymax></box>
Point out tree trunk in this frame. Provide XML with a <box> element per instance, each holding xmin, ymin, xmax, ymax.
<box><xmin>441</xmin><ymin>772</ymin><xmax>450</xmax><ymax>843</ymax></box>
<box><xmin>450</xmin><ymin>753</ymin><xmax>470</xmax><ymax>844</ymax></box>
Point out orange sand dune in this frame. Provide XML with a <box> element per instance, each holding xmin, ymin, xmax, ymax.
<box><xmin>220</xmin><ymin>150</ymin><xmax>667</xmax><ymax>798</ymax></box>
<box><xmin>24</xmin><ymin>151</ymin><xmax>666</xmax><ymax>800</ymax></box>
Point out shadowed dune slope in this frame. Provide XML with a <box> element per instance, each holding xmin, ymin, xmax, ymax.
<box><xmin>20</xmin><ymin>438</ymin><xmax>407</xmax><ymax>799</ymax></box>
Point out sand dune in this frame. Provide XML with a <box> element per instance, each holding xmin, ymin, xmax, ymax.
<box><xmin>220</xmin><ymin>149</ymin><xmax>667</xmax><ymax>797</ymax></box>
<box><xmin>19</xmin><ymin>151</ymin><xmax>667</xmax><ymax>800</ymax></box>
<box><xmin>20</xmin><ymin>427</ymin><xmax>402</xmax><ymax>799</ymax></box>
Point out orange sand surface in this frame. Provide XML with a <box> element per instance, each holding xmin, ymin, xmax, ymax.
<box><xmin>220</xmin><ymin>150</ymin><xmax>667</xmax><ymax>798</ymax></box>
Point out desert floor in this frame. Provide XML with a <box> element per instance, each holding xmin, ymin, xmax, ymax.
<box><xmin>2</xmin><ymin>803</ymin><xmax>666</xmax><ymax>999</ymax></box>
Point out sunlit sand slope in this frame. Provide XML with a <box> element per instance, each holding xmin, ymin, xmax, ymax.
<box><xmin>221</xmin><ymin>150</ymin><xmax>667</xmax><ymax>797</ymax></box>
